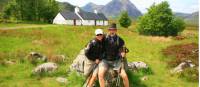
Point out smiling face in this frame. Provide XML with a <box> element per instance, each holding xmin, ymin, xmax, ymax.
<box><xmin>108</xmin><ymin>29</ymin><xmax>117</xmax><ymax>36</ymax></box>
<box><xmin>96</xmin><ymin>34</ymin><xmax>103</xmax><ymax>41</ymax></box>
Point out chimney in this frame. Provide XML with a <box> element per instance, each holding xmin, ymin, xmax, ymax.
<box><xmin>75</xmin><ymin>7</ymin><xmax>80</xmax><ymax>13</ymax></box>
<box><xmin>94</xmin><ymin>10</ymin><xmax>98</xmax><ymax>14</ymax></box>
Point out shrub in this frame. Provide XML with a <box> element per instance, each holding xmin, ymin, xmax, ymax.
<box><xmin>180</xmin><ymin>68</ymin><xmax>199</xmax><ymax>82</ymax></box>
<box><xmin>119</xmin><ymin>11</ymin><xmax>132</xmax><ymax>28</ymax></box>
<box><xmin>162</xmin><ymin>43</ymin><xmax>198</xmax><ymax>82</ymax></box>
<box><xmin>137</xmin><ymin>1</ymin><xmax>185</xmax><ymax>36</ymax></box>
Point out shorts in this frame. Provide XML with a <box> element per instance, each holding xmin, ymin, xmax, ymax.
<box><xmin>99</xmin><ymin>59</ymin><xmax>122</xmax><ymax>71</ymax></box>
<box><xmin>99</xmin><ymin>58</ymin><xmax>128</xmax><ymax>71</ymax></box>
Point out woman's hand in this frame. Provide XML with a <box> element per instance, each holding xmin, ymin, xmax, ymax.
<box><xmin>95</xmin><ymin>59</ymin><xmax>100</xmax><ymax>64</ymax></box>
<box><xmin>121</xmin><ymin>52</ymin><xmax>126</xmax><ymax>58</ymax></box>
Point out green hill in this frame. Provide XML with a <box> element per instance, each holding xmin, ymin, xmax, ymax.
<box><xmin>58</xmin><ymin>1</ymin><xmax>75</xmax><ymax>12</ymax></box>
<box><xmin>184</xmin><ymin>11</ymin><xmax>199</xmax><ymax>26</ymax></box>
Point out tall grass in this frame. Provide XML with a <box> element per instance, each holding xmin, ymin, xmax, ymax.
<box><xmin>0</xmin><ymin>24</ymin><xmax>198</xmax><ymax>87</ymax></box>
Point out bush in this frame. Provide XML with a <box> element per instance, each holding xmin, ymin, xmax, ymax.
<box><xmin>119</xmin><ymin>11</ymin><xmax>132</xmax><ymax>28</ymax></box>
<box><xmin>136</xmin><ymin>1</ymin><xmax>185</xmax><ymax>36</ymax></box>
<box><xmin>162</xmin><ymin>43</ymin><xmax>198</xmax><ymax>82</ymax></box>
<box><xmin>180</xmin><ymin>68</ymin><xmax>199</xmax><ymax>82</ymax></box>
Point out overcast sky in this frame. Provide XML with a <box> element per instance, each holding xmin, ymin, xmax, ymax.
<box><xmin>56</xmin><ymin>0</ymin><xmax>199</xmax><ymax>13</ymax></box>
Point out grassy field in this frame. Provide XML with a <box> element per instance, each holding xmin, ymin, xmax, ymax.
<box><xmin>0</xmin><ymin>23</ymin><xmax>198</xmax><ymax>87</ymax></box>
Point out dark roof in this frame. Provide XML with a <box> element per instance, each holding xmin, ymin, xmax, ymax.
<box><xmin>78</xmin><ymin>11</ymin><xmax>98</xmax><ymax>20</ymax></box>
<box><xmin>78</xmin><ymin>10</ymin><xmax>108</xmax><ymax>20</ymax></box>
<box><xmin>60</xmin><ymin>10</ymin><xmax>108</xmax><ymax>20</ymax></box>
<box><xmin>60</xmin><ymin>11</ymin><xmax>80</xmax><ymax>20</ymax></box>
<box><xmin>97</xmin><ymin>13</ymin><xmax>108</xmax><ymax>20</ymax></box>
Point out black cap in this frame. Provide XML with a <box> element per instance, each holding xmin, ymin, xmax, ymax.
<box><xmin>109</xmin><ymin>23</ymin><xmax>117</xmax><ymax>30</ymax></box>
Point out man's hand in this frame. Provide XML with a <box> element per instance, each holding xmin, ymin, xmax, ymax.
<box><xmin>121</xmin><ymin>52</ymin><xmax>126</xmax><ymax>58</ymax></box>
<box><xmin>95</xmin><ymin>59</ymin><xmax>100</xmax><ymax>64</ymax></box>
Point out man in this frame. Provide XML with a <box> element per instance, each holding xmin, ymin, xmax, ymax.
<box><xmin>98</xmin><ymin>23</ymin><xmax>129</xmax><ymax>87</ymax></box>
<box><xmin>84</xmin><ymin>29</ymin><xmax>104</xmax><ymax>87</ymax></box>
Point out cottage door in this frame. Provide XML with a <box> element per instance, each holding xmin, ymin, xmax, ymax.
<box><xmin>95</xmin><ymin>20</ymin><xmax>97</xmax><ymax>26</ymax></box>
<box><xmin>74</xmin><ymin>19</ymin><xmax>76</xmax><ymax>26</ymax></box>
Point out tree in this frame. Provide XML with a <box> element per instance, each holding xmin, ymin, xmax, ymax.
<box><xmin>119</xmin><ymin>11</ymin><xmax>132</xmax><ymax>28</ymax></box>
<box><xmin>136</xmin><ymin>1</ymin><xmax>185</xmax><ymax>36</ymax></box>
<box><xmin>2</xmin><ymin>0</ymin><xmax>59</xmax><ymax>23</ymax></box>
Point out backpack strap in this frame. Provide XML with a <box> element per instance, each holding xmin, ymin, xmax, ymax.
<box><xmin>116</xmin><ymin>36</ymin><xmax>119</xmax><ymax>46</ymax></box>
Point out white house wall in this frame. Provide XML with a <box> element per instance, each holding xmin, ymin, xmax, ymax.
<box><xmin>65</xmin><ymin>20</ymin><xmax>82</xmax><ymax>25</ymax></box>
<box><xmin>53</xmin><ymin>13</ymin><xmax>108</xmax><ymax>26</ymax></box>
<box><xmin>76</xmin><ymin>20</ymin><xmax>82</xmax><ymax>25</ymax></box>
<box><xmin>96</xmin><ymin>20</ymin><xmax>108</xmax><ymax>26</ymax></box>
<box><xmin>96</xmin><ymin>20</ymin><xmax>103</xmax><ymax>26</ymax></box>
<box><xmin>82</xmin><ymin>20</ymin><xmax>95</xmax><ymax>25</ymax></box>
<box><xmin>53</xmin><ymin>13</ymin><xmax>67</xmax><ymax>24</ymax></box>
<box><xmin>104</xmin><ymin>21</ymin><xmax>108</xmax><ymax>26</ymax></box>
<box><xmin>65</xmin><ymin>20</ymin><xmax>74</xmax><ymax>25</ymax></box>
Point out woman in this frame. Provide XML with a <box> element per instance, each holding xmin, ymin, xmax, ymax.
<box><xmin>84</xmin><ymin>29</ymin><xmax>104</xmax><ymax>87</ymax></box>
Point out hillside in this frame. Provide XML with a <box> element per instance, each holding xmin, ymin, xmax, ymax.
<box><xmin>184</xmin><ymin>11</ymin><xmax>199</xmax><ymax>26</ymax></box>
<box><xmin>58</xmin><ymin>2</ymin><xmax>75</xmax><ymax>12</ymax></box>
<box><xmin>0</xmin><ymin>23</ymin><xmax>198</xmax><ymax>87</ymax></box>
<box><xmin>82</xmin><ymin>0</ymin><xmax>142</xmax><ymax>19</ymax></box>
<box><xmin>82</xmin><ymin>2</ymin><xmax>104</xmax><ymax>12</ymax></box>
<box><xmin>174</xmin><ymin>12</ymin><xmax>190</xmax><ymax>18</ymax></box>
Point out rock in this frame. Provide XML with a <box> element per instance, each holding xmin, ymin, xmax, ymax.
<box><xmin>128</xmin><ymin>61</ymin><xmax>148</xmax><ymax>70</ymax></box>
<box><xmin>5</xmin><ymin>60</ymin><xmax>16</xmax><ymax>65</ymax></box>
<box><xmin>27</xmin><ymin>52</ymin><xmax>47</xmax><ymax>63</ymax></box>
<box><xmin>141</xmin><ymin>76</ymin><xmax>148</xmax><ymax>81</ymax></box>
<box><xmin>32</xmin><ymin>62</ymin><xmax>58</xmax><ymax>74</ymax></box>
<box><xmin>70</xmin><ymin>49</ymin><xmax>87</xmax><ymax>73</ymax></box>
<box><xmin>48</xmin><ymin>55</ymin><xmax>66</xmax><ymax>63</ymax></box>
<box><xmin>171</xmin><ymin>60</ymin><xmax>195</xmax><ymax>73</ymax></box>
<box><xmin>56</xmin><ymin>77</ymin><xmax>68</xmax><ymax>84</ymax></box>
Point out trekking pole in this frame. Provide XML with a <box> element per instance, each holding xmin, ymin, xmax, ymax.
<box><xmin>83</xmin><ymin>63</ymin><xmax>98</xmax><ymax>87</ymax></box>
<box><xmin>116</xmin><ymin>47</ymin><xmax>129</xmax><ymax>87</ymax></box>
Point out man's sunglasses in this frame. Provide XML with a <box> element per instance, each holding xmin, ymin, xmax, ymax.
<box><xmin>96</xmin><ymin>34</ymin><xmax>103</xmax><ymax>36</ymax></box>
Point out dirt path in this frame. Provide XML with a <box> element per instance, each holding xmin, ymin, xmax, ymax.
<box><xmin>0</xmin><ymin>25</ymin><xmax>57</xmax><ymax>30</ymax></box>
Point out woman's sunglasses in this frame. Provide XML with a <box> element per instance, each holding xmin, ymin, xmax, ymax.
<box><xmin>96</xmin><ymin>34</ymin><xmax>103</xmax><ymax>36</ymax></box>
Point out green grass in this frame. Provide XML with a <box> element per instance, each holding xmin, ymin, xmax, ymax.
<box><xmin>0</xmin><ymin>23</ymin><xmax>198</xmax><ymax>87</ymax></box>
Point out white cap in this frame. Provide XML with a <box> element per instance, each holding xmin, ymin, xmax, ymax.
<box><xmin>95</xmin><ymin>29</ymin><xmax>103</xmax><ymax>35</ymax></box>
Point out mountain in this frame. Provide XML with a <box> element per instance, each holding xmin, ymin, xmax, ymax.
<box><xmin>174</xmin><ymin>12</ymin><xmax>190</xmax><ymax>18</ymax></box>
<box><xmin>82</xmin><ymin>0</ymin><xmax>142</xmax><ymax>19</ymax></box>
<box><xmin>82</xmin><ymin>2</ymin><xmax>104</xmax><ymax>12</ymax></box>
<box><xmin>58</xmin><ymin>2</ymin><xmax>75</xmax><ymax>12</ymax></box>
<box><xmin>99</xmin><ymin>0</ymin><xmax>142</xmax><ymax>19</ymax></box>
<box><xmin>184</xmin><ymin>11</ymin><xmax>199</xmax><ymax>26</ymax></box>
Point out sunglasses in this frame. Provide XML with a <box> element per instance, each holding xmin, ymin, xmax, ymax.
<box><xmin>96</xmin><ymin>34</ymin><xmax>103</xmax><ymax>36</ymax></box>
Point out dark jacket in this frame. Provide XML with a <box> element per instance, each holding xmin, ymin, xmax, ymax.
<box><xmin>85</xmin><ymin>38</ymin><xmax>104</xmax><ymax>61</ymax></box>
<box><xmin>103</xmin><ymin>34</ymin><xmax>124</xmax><ymax>61</ymax></box>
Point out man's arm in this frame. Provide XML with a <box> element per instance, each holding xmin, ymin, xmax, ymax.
<box><xmin>118</xmin><ymin>37</ymin><xmax>127</xmax><ymax>58</ymax></box>
<box><xmin>84</xmin><ymin>41</ymin><xmax>96</xmax><ymax>61</ymax></box>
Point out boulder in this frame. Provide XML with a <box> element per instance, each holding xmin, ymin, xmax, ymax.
<box><xmin>128</xmin><ymin>61</ymin><xmax>148</xmax><ymax>70</ymax></box>
<box><xmin>56</xmin><ymin>77</ymin><xmax>68</xmax><ymax>84</ymax></box>
<box><xmin>48</xmin><ymin>55</ymin><xmax>66</xmax><ymax>63</ymax></box>
<box><xmin>70</xmin><ymin>49</ymin><xmax>87</xmax><ymax>73</ymax></box>
<box><xmin>4</xmin><ymin>60</ymin><xmax>16</xmax><ymax>65</ymax></box>
<box><xmin>27</xmin><ymin>52</ymin><xmax>47</xmax><ymax>63</ymax></box>
<box><xmin>171</xmin><ymin>60</ymin><xmax>195</xmax><ymax>73</ymax></box>
<box><xmin>32</xmin><ymin>62</ymin><xmax>58</xmax><ymax>74</ymax></box>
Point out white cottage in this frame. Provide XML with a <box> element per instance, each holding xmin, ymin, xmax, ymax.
<box><xmin>53</xmin><ymin>7</ymin><xmax>108</xmax><ymax>26</ymax></box>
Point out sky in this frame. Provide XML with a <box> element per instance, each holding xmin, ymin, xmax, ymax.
<box><xmin>56</xmin><ymin>0</ymin><xmax>199</xmax><ymax>14</ymax></box>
